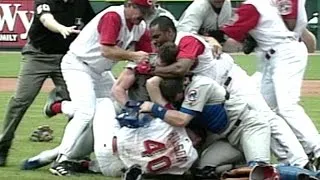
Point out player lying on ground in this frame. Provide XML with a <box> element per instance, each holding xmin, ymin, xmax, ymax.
<box><xmin>147</xmin><ymin>18</ymin><xmax>314</xmax><ymax>170</ymax></box>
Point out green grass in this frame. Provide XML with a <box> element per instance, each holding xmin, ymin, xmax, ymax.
<box><xmin>1</xmin><ymin>52</ymin><xmax>319</xmax><ymax>79</ymax></box>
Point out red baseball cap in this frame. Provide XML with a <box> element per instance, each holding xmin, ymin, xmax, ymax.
<box><xmin>131</xmin><ymin>0</ymin><xmax>153</xmax><ymax>7</ymax></box>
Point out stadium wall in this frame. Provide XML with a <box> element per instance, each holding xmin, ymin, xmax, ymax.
<box><xmin>0</xmin><ymin>0</ymin><xmax>319</xmax><ymax>50</ymax></box>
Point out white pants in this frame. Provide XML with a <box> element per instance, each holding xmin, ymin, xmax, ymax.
<box><xmin>93</xmin><ymin>98</ymin><xmax>125</xmax><ymax>177</ymax></box>
<box><xmin>259</xmin><ymin>41</ymin><xmax>320</xmax><ymax>158</ymax></box>
<box><xmin>58</xmin><ymin>53</ymin><xmax>115</xmax><ymax>160</ymax></box>
<box><xmin>225</xmin><ymin>61</ymin><xmax>308</xmax><ymax>167</ymax></box>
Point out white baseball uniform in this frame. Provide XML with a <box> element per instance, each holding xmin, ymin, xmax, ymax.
<box><xmin>223</xmin><ymin>0</ymin><xmax>320</xmax><ymax>159</ymax></box>
<box><xmin>177</xmin><ymin>0</ymin><xmax>232</xmax><ymax>34</ymax></box>
<box><xmin>174</xmin><ymin>32</ymin><xmax>309</xmax><ymax>167</ymax></box>
<box><xmin>145</xmin><ymin>5</ymin><xmax>178</xmax><ymax>27</ymax></box>
<box><xmin>57</xmin><ymin>5</ymin><xmax>148</xmax><ymax>161</ymax></box>
<box><xmin>93</xmin><ymin>98</ymin><xmax>198</xmax><ymax>176</ymax></box>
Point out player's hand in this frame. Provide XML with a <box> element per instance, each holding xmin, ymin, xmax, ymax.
<box><xmin>139</xmin><ymin>101</ymin><xmax>154</xmax><ymax>113</ymax></box>
<box><xmin>132</xmin><ymin>51</ymin><xmax>149</xmax><ymax>64</ymax></box>
<box><xmin>58</xmin><ymin>25</ymin><xmax>80</xmax><ymax>39</ymax></box>
<box><xmin>204</xmin><ymin>36</ymin><xmax>222</xmax><ymax>58</ymax></box>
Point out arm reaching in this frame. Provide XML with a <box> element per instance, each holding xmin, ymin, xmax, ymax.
<box><xmin>111</xmin><ymin>68</ymin><xmax>136</xmax><ymax>106</ymax></box>
<box><xmin>40</xmin><ymin>13</ymin><xmax>80</xmax><ymax>39</ymax></box>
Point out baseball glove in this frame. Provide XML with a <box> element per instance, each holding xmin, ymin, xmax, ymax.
<box><xmin>29</xmin><ymin>125</ymin><xmax>54</xmax><ymax>142</ymax></box>
<box><xmin>242</xmin><ymin>35</ymin><xmax>257</xmax><ymax>55</ymax></box>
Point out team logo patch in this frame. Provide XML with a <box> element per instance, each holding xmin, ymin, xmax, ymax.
<box><xmin>276</xmin><ymin>0</ymin><xmax>292</xmax><ymax>15</ymax></box>
<box><xmin>187</xmin><ymin>89</ymin><xmax>198</xmax><ymax>102</ymax></box>
<box><xmin>36</xmin><ymin>4</ymin><xmax>50</xmax><ymax>15</ymax></box>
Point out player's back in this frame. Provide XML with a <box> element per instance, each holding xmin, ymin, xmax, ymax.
<box><xmin>116</xmin><ymin>117</ymin><xmax>198</xmax><ymax>175</ymax></box>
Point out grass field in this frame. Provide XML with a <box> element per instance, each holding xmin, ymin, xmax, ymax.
<box><xmin>0</xmin><ymin>52</ymin><xmax>319</xmax><ymax>179</ymax></box>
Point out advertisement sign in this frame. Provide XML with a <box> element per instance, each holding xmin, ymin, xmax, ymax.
<box><xmin>0</xmin><ymin>0</ymin><xmax>34</xmax><ymax>48</ymax></box>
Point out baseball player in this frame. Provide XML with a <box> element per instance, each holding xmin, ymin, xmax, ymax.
<box><xmin>177</xmin><ymin>0</ymin><xmax>232</xmax><ymax>43</ymax></box>
<box><xmin>148</xmin><ymin>16</ymin><xmax>313</xmax><ymax>169</ymax></box>
<box><xmin>40</xmin><ymin>0</ymin><xmax>154</xmax><ymax>175</ymax></box>
<box><xmin>0</xmin><ymin>0</ymin><xmax>95</xmax><ymax>166</ymax></box>
<box><xmin>220</xmin><ymin>0</ymin><xmax>320</xmax><ymax>168</ymax></box>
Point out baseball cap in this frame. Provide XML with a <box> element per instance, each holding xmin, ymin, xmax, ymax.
<box><xmin>131</xmin><ymin>0</ymin><xmax>153</xmax><ymax>7</ymax></box>
<box><xmin>130</xmin><ymin>0</ymin><xmax>155</xmax><ymax>17</ymax></box>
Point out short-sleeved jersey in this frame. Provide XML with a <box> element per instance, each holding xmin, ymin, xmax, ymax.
<box><xmin>177</xmin><ymin>0</ymin><xmax>232</xmax><ymax>34</ymax></box>
<box><xmin>273</xmin><ymin>0</ymin><xmax>307</xmax><ymax>38</ymax></box>
<box><xmin>181</xmin><ymin>75</ymin><xmax>229</xmax><ymax>133</ymax></box>
<box><xmin>244</xmin><ymin>0</ymin><xmax>296</xmax><ymax>51</ymax></box>
<box><xmin>28</xmin><ymin>0</ymin><xmax>95</xmax><ymax>54</ymax></box>
<box><xmin>117</xmin><ymin>118</ymin><xmax>198</xmax><ymax>175</ymax></box>
<box><xmin>68</xmin><ymin>5</ymin><xmax>147</xmax><ymax>74</ymax></box>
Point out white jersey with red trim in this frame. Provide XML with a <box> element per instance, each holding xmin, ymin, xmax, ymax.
<box><xmin>244</xmin><ymin>0</ymin><xmax>296</xmax><ymax>51</ymax></box>
<box><xmin>174</xmin><ymin>32</ymin><xmax>235</xmax><ymax>85</ymax></box>
<box><xmin>68</xmin><ymin>5</ymin><xmax>147</xmax><ymax>74</ymax></box>
<box><xmin>276</xmin><ymin>0</ymin><xmax>307</xmax><ymax>37</ymax></box>
<box><xmin>116</xmin><ymin>118</ymin><xmax>198</xmax><ymax>175</ymax></box>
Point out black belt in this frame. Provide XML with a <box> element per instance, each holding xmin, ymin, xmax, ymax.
<box><xmin>224</xmin><ymin>77</ymin><xmax>232</xmax><ymax>100</ymax></box>
<box><xmin>226</xmin><ymin>119</ymin><xmax>242</xmax><ymax>137</ymax></box>
<box><xmin>265</xmin><ymin>49</ymin><xmax>276</xmax><ymax>60</ymax></box>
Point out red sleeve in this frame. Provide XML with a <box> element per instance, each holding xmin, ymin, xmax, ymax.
<box><xmin>177</xmin><ymin>36</ymin><xmax>205</xmax><ymax>60</ymax></box>
<box><xmin>135</xmin><ymin>30</ymin><xmax>153</xmax><ymax>53</ymax></box>
<box><xmin>97</xmin><ymin>12</ymin><xmax>121</xmax><ymax>45</ymax></box>
<box><xmin>222</xmin><ymin>4</ymin><xmax>260</xmax><ymax>42</ymax></box>
<box><xmin>281</xmin><ymin>0</ymin><xmax>298</xmax><ymax>20</ymax></box>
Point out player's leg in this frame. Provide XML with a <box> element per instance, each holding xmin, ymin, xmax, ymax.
<box><xmin>193</xmin><ymin>139</ymin><xmax>245</xmax><ymax>179</ymax></box>
<box><xmin>269</xmin><ymin>42</ymin><xmax>320</xmax><ymax>159</ymax></box>
<box><xmin>0</xmin><ymin>53</ymin><xmax>50</xmax><ymax>166</ymax></box>
<box><xmin>93</xmin><ymin>98</ymin><xmax>124</xmax><ymax>177</ymax></box>
<box><xmin>50</xmin><ymin>54</ymin><xmax>98</xmax><ymax>176</ymax></box>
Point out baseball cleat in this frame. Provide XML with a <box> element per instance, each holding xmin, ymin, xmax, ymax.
<box><xmin>43</xmin><ymin>87</ymin><xmax>64</xmax><ymax>118</ymax></box>
<box><xmin>123</xmin><ymin>164</ymin><xmax>142</xmax><ymax>180</ymax></box>
<box><xmin>49</xmin><ymin>161</ymin><xmax>71</xmax><ymax>176</ymax></box>
<box><xmin>21</xmin><ymin>158</ymin><xmax>51</xmax><ymax>170</ymax></box>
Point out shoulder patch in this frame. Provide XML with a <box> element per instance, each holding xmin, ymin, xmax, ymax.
<box><xmin>36</xmin><ymin>4</ymin><xmax>51</xmax><ymax>15</ymax></box>
<box><xmin>276</xmin><ymin>0</ymin><xmax>292</xmax><ymax>15</ymax></box>
<box><xmin>187</xmin><ymin>89</ymin><xmax>198</xmax><ymax>102</ymax></box>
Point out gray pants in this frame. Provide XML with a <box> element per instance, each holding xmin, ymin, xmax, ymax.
<box><xmin>0</xmin><ymin>43</ymin><xmax>69</xmax><ymax>154</ymax></box>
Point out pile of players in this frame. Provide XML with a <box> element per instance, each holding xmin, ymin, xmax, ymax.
<box><xmin>1</xmin><ymin>0</ymin><xmax>319</xmax><ymax>179</ymax></box>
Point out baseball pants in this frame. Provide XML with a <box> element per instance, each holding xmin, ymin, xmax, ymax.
<box><xmin>197</xmin><ymin>139</ymin><xmax>245</xmax><ymax>173</ymax></box>
<box><xmin>0</xmin><ymin>43</ymin><xmax>68</xmax><ymax>154</ymax></box>
<box><xmin>57</xmin><ymin>53</ymin><xmax>115</xmax><ymax>162</ymax></box>
<box><xmin>259</xmin><ymin>41</ymin><xmax>320</xmax><ymax>158</ymax></box>
<box><xmin>225</xmin><ymin>61</ymin><xmax>309</xmax><ymax>167</ymax></box>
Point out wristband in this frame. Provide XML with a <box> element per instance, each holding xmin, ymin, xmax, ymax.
<box><xmin>151</xmin><ymin>103</ymin><xmax>167</xmax><ymax>120</ymax></box>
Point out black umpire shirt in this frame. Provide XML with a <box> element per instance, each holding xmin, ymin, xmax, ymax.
<box><xmin>28</xmin><ymin>0</ymin><xmax>95</xmax><ymax>54</ymax></box>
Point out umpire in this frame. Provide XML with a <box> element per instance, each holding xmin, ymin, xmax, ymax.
<box><xmin>0</xmin><ymin>0</ymin><xmax>95</xmax><ymax>166</ymax></box>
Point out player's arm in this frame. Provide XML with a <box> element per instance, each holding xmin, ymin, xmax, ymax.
<box><xmin>140</xmin><ymin>101</ymin><xmax>196</xmax><ymax>127</ymax></box>
<box><xmin>146</xmin><ymin>76</ymin><xmax>168</xmax><ymax>106</ymax></box>
<box><xmin>98</xmin><ymin>12</ymin><xmax>149</xmax><ymax>62</ymax></box>
<box><xmin>36</xmin><ymin>1</ymin><xmax>80</xmax><ymax>38</ymax></box>
<box><xmin>111</xmin><ymin>68</ymin><xmax>136</xmax><ymax>106</ymax></box>
<box><xmin>279</xmin><ymin>0</ymin><xmax>298</xmax><ymax>31</ymax></box>
<box><xmin>221</xmin><ymin>4</ymin><xmax>260</xmax><ymax>43</ymax></box>
<box><xmin>153</xmin><ymin>36</ymin><xmax>205</xmax><ymax>77</ymax></box>
<box><xmin>301</xmin><ymin>28</ymin><xmax>317</xmax><ymax>53</ymax></box>
<box><xmin>176</xmin><ymin>1</ymin><xmax>206</xmax><ymax>33</ymax></box>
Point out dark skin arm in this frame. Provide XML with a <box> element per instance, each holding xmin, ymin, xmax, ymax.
<box><xmin>153</xmin><ymin>59</ymin><xmax>194</xmax><ymax>77</ymax></box>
